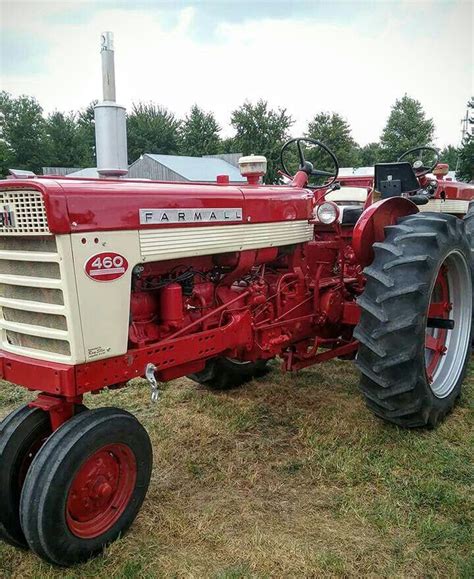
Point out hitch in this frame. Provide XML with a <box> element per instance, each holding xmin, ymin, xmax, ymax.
<box><xmin>145</xmin><ymin>363</ymin><xmax>160</xmax><ymax>402</ymax></box>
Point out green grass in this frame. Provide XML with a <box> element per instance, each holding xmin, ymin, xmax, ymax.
<box><xmin>0</xmin><ymin>359</ymin><xmax>472</xmax><ymax>578</ymax></box>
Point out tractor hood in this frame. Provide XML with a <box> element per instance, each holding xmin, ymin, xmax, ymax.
<box><xmin>0</xmin><ymin>177</ymin><xmax>314</xmax><ymax>234</ymax></box>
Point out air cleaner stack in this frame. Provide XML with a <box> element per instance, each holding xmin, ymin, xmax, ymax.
<box><xmin>94</xmin><ymin>32</ymin><xmax>128</xmax><ymax>177</ymax></box>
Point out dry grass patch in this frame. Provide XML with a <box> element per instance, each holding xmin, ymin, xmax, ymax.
<box><xmin>0</xmin><ymin>358</ymin><xmax>472</xmax><ymax>578</ymax></box>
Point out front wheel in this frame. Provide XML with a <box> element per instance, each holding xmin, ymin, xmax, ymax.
<box><xmin>355</xmin><ymin>213</ymin><xmax>472</xmax><ymax>428</ymax></box>
<box><xmin>20</xmin><ymin>407</ymin><xmax>152</xmax><ymax>566</ymax></box>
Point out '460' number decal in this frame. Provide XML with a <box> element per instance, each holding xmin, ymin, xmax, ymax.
<box><xmin>85</xmin><ymin>252</ymin><xmax>129</xmax><ymax>282</ymax></box>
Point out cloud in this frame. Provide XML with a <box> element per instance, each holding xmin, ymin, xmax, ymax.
<box><xmin>1</xmin><ymin>0</ymin><xmax>472</xmax><ymax>147</ymax></box>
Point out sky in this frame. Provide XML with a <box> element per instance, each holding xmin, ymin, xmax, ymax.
<box><xmin>0</xmin><ymin>0</ymin><xmax>472</xmax><ymax>148</ymax></box>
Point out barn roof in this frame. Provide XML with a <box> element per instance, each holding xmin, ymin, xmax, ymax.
<box><xmin>144</xmin><ymin>154</ymin><xmax>245</xmax><ymax>182</ymax></box>
<box><xmin>67</xmin><ymin>167</ymin><xmax>100</xmax><ymax>178</ymax></box>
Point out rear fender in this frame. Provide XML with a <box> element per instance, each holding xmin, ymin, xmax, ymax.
<box><xmin>352</xmin><ymin>197</ymin><xmax>419</xmax><ymax>267</ymax></box>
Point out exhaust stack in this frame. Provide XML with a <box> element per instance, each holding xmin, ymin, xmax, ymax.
<box><xmin>94</xmin><ymin>32</ymin><xmax>128</xmax><ymax>177</ymax></box>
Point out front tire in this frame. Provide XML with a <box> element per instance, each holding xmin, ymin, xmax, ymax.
<box><xmin>355</xmin><ymin>213</ymin><xmax>472</xmax><ymax>428</ymax></box>
<box><xmin>20</xmin><ymin>407</ymin><xmax>153</xmax><ymax>567</ymax></box>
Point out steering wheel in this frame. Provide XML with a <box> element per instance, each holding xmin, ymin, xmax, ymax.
<box><xmin>398</xmin><ymin>146</ymin><xmax>439</xmax><ymax>177</ymax></box>
<box><xmin>280</xmin><ymin>138</ymin><xmax>339</xmax><ymax>189</ymax></box>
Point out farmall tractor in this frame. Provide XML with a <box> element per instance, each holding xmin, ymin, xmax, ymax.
<box><xmin>0</xmin><ymin>140</ymin><xmax>472</xmax><ymax>566</ymax></box>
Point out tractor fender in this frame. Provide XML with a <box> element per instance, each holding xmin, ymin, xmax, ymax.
<box><xmin>352</xmin><ymin>197</ymin><xmax>419</xmax><ymax>268</ymax></box>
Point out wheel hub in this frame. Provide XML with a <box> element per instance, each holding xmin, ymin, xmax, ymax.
<box><xmin>66</xmin><ymin>443</ymin><xmax>137</xmax><ymax>539</ymax></box>
<box><xmin>425</xmin><ymin>265</ymin><xmax>451</xmax><ymax>382</ymax></box>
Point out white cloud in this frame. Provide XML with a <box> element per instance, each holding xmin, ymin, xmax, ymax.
<box><xmin>1</xmin><ymin>1</ymin><xmax>472</xmax><ymax>147</ymax></box>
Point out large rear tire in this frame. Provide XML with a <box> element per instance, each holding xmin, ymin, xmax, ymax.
<box><xmin>188</xmin><ymin>357</ymin><xmax>269</xmax><ymax>390</ymax></box>
<box><xmin>464</xmin><ymin>201</ymin><xmax>474</xmax><ymax>254</ymax></box>
<box><xmin>20</xmin><ymin>407</ymin><xmax>152</xmax><ymax>567</ymax></box>
<box><xmin>463</xmin><ymin>201</ymin><xmax>474</xmax><ymax>339</ymax></box>
<box><xmin>355</xmin><ymin>213</ymin><xmax>472</xmax><ymax>428</ymax></box>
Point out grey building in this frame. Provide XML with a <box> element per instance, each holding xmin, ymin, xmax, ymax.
<box><xmin>42</xmin><ymin>167</ymin><xmax>82</xmax><ymax>176</ymax></box>
<box><xmin>128</xmin><ymin>154</ymin><xmax>245</xmax><ymax>182</ymax></box>
<box><xmin>203</xmin><ymin>153</ymin><xmax>242</xmax><ymax>169</ymax></box>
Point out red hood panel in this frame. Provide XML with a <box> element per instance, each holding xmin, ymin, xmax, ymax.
<box><xmin>0</xmin><ymin>178</ymin><xmax>313</xmax><ymax>234</ymax></box>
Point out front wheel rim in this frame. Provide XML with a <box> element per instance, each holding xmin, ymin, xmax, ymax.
<box><xmin>425</xmin><ymin>250</ymin><xmax>472</xmax><ymax>398</ymax></box>
<box><xmin>66</xmin><ymin>443</ymin><xmax>137</xmax><ymax>539</ymax></box>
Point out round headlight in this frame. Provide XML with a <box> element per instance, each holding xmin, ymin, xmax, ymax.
<box><xmin>316</xmin><ymin>202</ymin><xmax>339</xmax><ymax>224</ymax></box>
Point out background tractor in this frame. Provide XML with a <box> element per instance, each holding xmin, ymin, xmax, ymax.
<box><xmin>0</xmin><ymin>139</ymin><xmax>472</xmax><ymax>566</ymax></box>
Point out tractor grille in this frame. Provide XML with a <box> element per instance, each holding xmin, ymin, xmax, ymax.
<box><xmin>0</xmin><ymin>189</ymin><xmax>49</xmax><ymax>234</ymax></box>
<box><xmin>0</xmin><ymin>190</ymin><xmax>74</xmax><ymax>362</ymax></box>
<box><xmin>0</xmin><ymin>234</ymin><xmax>72</xmax><ymax>361</ymax></box>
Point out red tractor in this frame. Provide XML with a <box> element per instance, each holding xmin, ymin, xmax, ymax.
<box><xmin>0</xmin><ymin>139</ymin><xmax>472</xmax><ymax>566</ymax></box>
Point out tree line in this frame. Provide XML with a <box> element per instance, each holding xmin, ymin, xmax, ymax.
<box><xmin>0</xmin><ymin>91</ymin><xmax>472</xmax><ymax>183</ymax></box>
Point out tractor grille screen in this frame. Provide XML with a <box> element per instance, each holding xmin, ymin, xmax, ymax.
<box><xmin>0</xmin><ymin>189</ymin><xmax>49</xmax><ymax>235</ymax></box>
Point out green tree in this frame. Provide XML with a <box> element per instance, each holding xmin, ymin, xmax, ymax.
<box><xmin>127</xmin><ymin>102</ymin><xmax>181</xmax><ymax>163</ymax></box>
<box><xmin>219</xmin><ymin>136</ymin><xmax>238</xmax><ymax>154</ymax></box>
<box><xmin>0</xmin><ymin>139</ymin><xmax>13</xmax><ymax>177</ymax></box>
<box><xmin>438</xmin><ymin>145</ymin><xmax>458</xmax><ymax>170</ymax></box>
<box><xmin>306</xmin><ymin>112</ymin><xmax>360</xmax><ymax>167</ymax></box>
<box><xmin>358</xmin><ymin>142</ymin><xmax>382</xmax><ymax>166</ymax></box>
<box><xmin>180</xmin><ymin>105</ymin><xmax>221</xmax><ymax>156</ymax></box>
<box><xmin>231</xmin><ymin>100</ymin><xmax>293</xmax><ymax>183</ymax></box>
<box><xmin>0</xmin><ymin>91</ymin><xmax>49</xmax><ymax>174</ymax></box>
<box><xmin>380</xmin><ymin>95</ymin><xmax>435</xmax><ymax>161</ymax></box>
<box><xmin>455</xmin><ymin>98</ymin><xmax>473</xmax><ymax>182</ymax></box>
<box><xmin>76</xmin><ymin>101</ymin><xmax>97</xmax><ymax>167</ymax></box>
<box><xmin>456</xmin><ymin>137</ymin><xmax>473</xmax><ymax>182</ymax></box>
<box><xmin>45</xmin><ymin>111</ymin><xmax>87</xmax><ymax>168</ymax></box>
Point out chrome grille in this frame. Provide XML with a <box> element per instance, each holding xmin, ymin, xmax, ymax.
<box><xmin>0</xmin><ymin>189</ymin><xmax>49</xmax><ymax>235</ymax></box>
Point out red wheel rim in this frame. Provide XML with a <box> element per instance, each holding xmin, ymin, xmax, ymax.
<box><xmin>66</xmin><ymin>443</ymin><xmax>137</xmax><ymax>539</ymax></box>
<box><xmin>425</xmin><ymin>265</ymin><xmax>451</xmax><ymax>382</ymax></box>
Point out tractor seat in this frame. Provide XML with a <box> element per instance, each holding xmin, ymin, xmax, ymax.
<box><xmin>325</xmin><ymin>187</ymin><xmax>367</xmax><ymax>225</ymax></box>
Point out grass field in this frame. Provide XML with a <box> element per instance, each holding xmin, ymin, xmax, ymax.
<box><xmin>0</xmin><ymin>359</ymin><xmax>472</xmax><ymax>578</ymax></box>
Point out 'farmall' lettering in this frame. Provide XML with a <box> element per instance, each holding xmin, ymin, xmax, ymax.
<box><xmin>0</xmin><ymin>205</ymin><xmax>15</xmax><ymax>228</ymax></box>
<box><xmin>139</xmin><ymin>208</ymin><xmax>243</xmax><ymax>225</ymax></box>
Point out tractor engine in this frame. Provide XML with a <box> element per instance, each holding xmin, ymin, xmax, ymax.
<box><xmin>126</xmin><ymin>235</ymin><xmax>363</xmax><ymax>376</ymax></box>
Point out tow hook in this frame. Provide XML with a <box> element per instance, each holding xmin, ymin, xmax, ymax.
<box><xmin>145</xmin><ymin>363</ymin><xmax>160</xmax><ymax>403</ymax></box>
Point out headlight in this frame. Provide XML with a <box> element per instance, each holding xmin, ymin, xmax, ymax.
<box><xmin>316</xmin><ymin>202</ymin><xmax>339</xmax><ymax>224</ymax></box>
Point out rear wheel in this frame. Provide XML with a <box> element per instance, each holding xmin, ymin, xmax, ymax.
<box><xmin>188</xmin><ymin>357</ymin><xmax>269</xmax><ymax>390</ymax></box>
<box><xmin>20</xmin><ymin>407</ymin><xmax>152</xmax><ymax>566</ymax></box>
<box><xmin>355</xmin><ymin>213</ymin><xmax>472</xmax><ymax>428</ymax></box>
<box><xmin>464</xmin><ymin>201</ymin><xmax>474</xmax><ymax>257</ymax></box>
<box><xmin>463</xmin><ymin>201</ymin><xmax>474</xmax><ymax>339</ymax></box>
<box><xmin>0</xmin><ymin>405</ymin><xmax>51</xmax><ymax>548</ymax></box>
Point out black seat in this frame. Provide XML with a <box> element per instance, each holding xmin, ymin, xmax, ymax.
<box><xmin>374</xmin><ymin>162</ymin><xmax>420</xmax><ymax>197</ymax></box>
